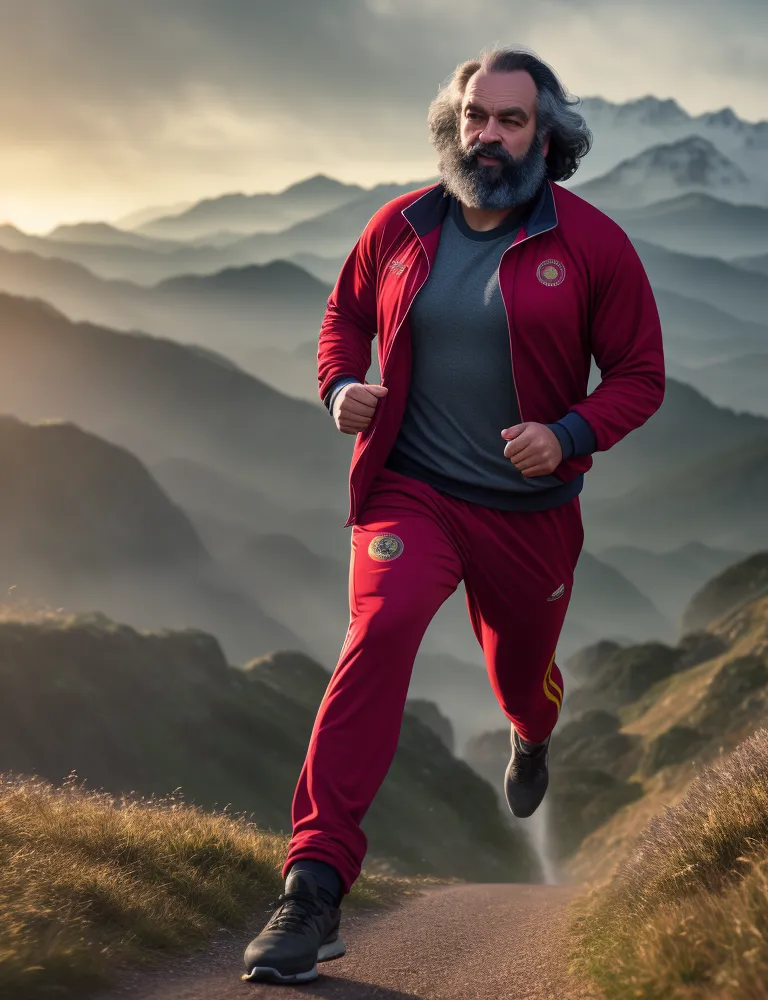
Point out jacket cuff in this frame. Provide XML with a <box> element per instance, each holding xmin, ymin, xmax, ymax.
<box><xmin>554</xmin><ymin>411</ymin><xmax>598</xmax><ymax>457</ymax></box>
<box><xmin>546</xmin><ymin>421</ymin><xmax>575</xmax><ymax>461</ymax></box>
<box><xmin>325</xmin><ymin>376</ymin><xmax>361</xmax><ymax>414</ymax></box>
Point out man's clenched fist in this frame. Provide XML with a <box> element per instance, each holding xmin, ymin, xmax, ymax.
<box><xmin>501</xmin><ymin>422</ymin><xmax>563</xmax><ymax>476</ymax></box>
<box><xmin>333</xmin><ymin>382</ymin><xmax>388</xmax><ymax>434</ymax></box>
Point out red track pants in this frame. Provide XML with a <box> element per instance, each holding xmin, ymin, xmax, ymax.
<box><xmin>283</xmin><ymin>466</ymin><xmax>584</xmax><ymax>894</ymax></box>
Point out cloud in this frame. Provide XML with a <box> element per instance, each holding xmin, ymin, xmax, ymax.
<box><xmin>0</xmin><ymin>0</ymin><xmax>765</xmax><ymax>227</ymax></box>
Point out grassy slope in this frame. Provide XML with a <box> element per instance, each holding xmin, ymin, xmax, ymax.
<box><xmin>566</xmin><ymin>593</ymin><xmax>768</xmax><ymax>886</ymax></box>
<box><xmin>0</xmin><ymin>772</ymin><xmax>414</xmax><ymax>1000</ymax></box>
<box><xmin>569</xmin><ymin>731</ymin><xmax>768</xmax><ymax>999</ymax></box>
<box><xmin>564</xmin><ymin>576</ymin><xmax>768</xmax><ymax>997</ymax></box>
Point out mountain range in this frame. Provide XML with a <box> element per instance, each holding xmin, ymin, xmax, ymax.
<box><xmin>572</xmin><ymin>136</ymin><xmax>761</xmax><ymax>210</ymax></box>
<box><xmin>0</xmin><ymin>415</ymin><xmax>304</xmax><ymax>665</ymax></box>
<box><xmin>574</xmin><ymin>96</ymin><xmax>768</xmax><ymax>197</ymax></box>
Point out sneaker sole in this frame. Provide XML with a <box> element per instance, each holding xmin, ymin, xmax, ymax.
<box><xmin>241</xmin><ymin>937</ymin><xmax>346</xmax><ymax>983</ymax></box>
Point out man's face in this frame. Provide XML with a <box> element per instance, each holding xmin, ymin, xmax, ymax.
<box><xmin>437</xmin><ymin>68</ymin><xmax>551</xmax><ymax>211</ymax></box>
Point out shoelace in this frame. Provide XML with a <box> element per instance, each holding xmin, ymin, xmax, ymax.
<box><xmin>267</xmin><ymin>889</ymin><xmax>324</xmax><ymax>933</ymax></box>
<box><xmin>515</xmin><ymin>735</ymin><xmax>549</xmax><ymax>770</ymax></box>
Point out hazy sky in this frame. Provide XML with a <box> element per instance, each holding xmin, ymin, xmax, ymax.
<box><xmin>0</xmin><ymin>0</ymin><xmax>765</xmax><ymax>231</ymax></box>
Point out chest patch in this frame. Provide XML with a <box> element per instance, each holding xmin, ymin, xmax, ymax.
<box><xmin>536</xmin><ymin>259</ymin><xmax>566</xmax><ymax>286</ymax></box>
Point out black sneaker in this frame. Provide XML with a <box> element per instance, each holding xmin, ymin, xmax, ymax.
<box><xmin>241</xmin><ymin>869</ymin><xmax>345</xmax><ymax>984</ymax></box>
<box><xmin>504</xmin><ymin>726</ymin><xmax>551</xmax><ymax>818</ymax></box>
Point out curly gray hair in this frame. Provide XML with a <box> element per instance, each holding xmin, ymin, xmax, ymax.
<box><xmin>428</xmin><ymin>46</ymin><xmax>592</xmax><ymax>182</ymax></box>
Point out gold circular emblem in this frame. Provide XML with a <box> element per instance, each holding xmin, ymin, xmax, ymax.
<box><xmin>368</xmin><ymin>533</ymin><xmax>404</xmax><ymax>561</ymax></box>
<box><xmin>537</xmin><ymin>258</ymin><xmax>566</xmax><ymax>286</ymax></box>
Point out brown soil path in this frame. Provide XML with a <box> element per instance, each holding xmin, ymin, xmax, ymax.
<box><xmin>100</xmin><ymin>883</ymin><xmax>596</xmax><ymax>1000</ymax></box>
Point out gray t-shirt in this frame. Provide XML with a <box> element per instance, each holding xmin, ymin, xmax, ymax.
<box><xmin>384</xmin><ymin>195</ymin><xmax>575</xmax><ymax>508</ymax></box>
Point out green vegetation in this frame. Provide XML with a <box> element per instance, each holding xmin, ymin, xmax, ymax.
<box><xmin>0</xmin><ymin>771</ymin><xmax>411</xmax><ymax>1000</ymax></box>
<box><xmin>569</xmin><ymin>729</ymin><xmax>768</xmax><ymax>999</ymax></box>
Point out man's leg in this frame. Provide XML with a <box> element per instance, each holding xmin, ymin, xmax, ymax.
<box><xmin>461</xmin><ymin>496</ymin><xmax>584</xmax><ymax>742</ymax></box>
<box><xmin>283</xmin><ymin>468</ymin><xmax>464</xmax><ymax>896</ymax></box>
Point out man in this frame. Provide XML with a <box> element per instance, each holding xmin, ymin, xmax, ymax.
<box><xmin>243</xmin><ymin>46</ymin><xmax>664</xmax><ymax>984</ymax></box>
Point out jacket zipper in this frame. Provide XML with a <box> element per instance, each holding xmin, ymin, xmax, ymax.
<box><xmin>380</xmin><ymin>231</ymin><xmax>430</xmax><ymax>378</ymax></box>
<box><xmin>348</xmin><ymin>227</ymin><xmax>431</xmax><ymax>523</ymax></box>
<box><xmin>498</xmin><ymin>225</ymin><xmax>556</xmax><ymax>423</ymax></box>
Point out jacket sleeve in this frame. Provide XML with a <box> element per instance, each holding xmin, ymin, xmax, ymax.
<box><xmin>567</xmin><ymin>234</ymin><xmax>665</xmax><ymax>452</ymax></box>
<box><xmin>317</xmin><ymin>218</ymin><xmax>379</xmax><ymax>407</ymax></box>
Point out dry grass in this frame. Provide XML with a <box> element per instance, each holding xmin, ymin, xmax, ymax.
<box><xmin>0</xmin><ymin>770</ymin><xmax>415</xmax><ymax>999</ymax></box>
<box><xmin>569</xmin><ymin>728</ymin><xmax>768</xmax><ymax>999</ymax></box>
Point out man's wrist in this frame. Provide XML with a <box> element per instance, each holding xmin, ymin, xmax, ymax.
<box><xmin>545</xmin><ymin>422</ymin><xmax>575</xmax><ymax>461</ymax></box>
<box><xmin>548</xmin><ymin>412</ymin><xmax>597</xmax><ymax>458</ymax></box>
<box><xmin>325</xmin><ymin>376</ymin><xmax>361</xmax><ymax>415</ymax></box>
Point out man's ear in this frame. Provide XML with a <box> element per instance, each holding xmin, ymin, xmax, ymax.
<box><xmin>541</xmin><ymin>132</ymin><xmax>551</xmax><ymax>158</ymax></box>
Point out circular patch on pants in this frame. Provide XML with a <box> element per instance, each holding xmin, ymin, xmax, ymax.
<box><xmin>368</xmin><ymin>533</ymin><xmax>404</xmax><ymax>561</ymax></box>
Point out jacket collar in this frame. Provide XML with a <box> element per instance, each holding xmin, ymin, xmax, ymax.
<box><xmin>401</xmin><ymin>177</ymin><xmax>557</xmax><ymax>240</ymax></box>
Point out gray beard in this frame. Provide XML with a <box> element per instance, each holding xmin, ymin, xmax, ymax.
<box><xmin>437</xmin><ymin>134</ymin><xmax>548</xmax><ymax>211</ymax></box>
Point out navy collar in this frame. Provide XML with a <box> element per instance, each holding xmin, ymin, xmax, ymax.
<box><xmin>402</xmin><ymin>178</ymin><xmax>557</xmax><ymax>239</ymax></box>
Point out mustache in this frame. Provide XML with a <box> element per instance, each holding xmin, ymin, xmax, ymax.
<box><xmin>465</xmin><ymin>141</ymin><xmax>517</xmax><ymax>166</ymax></box>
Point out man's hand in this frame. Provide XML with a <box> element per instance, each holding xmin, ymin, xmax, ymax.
<box><xmin>501</xmin><ymin>422</ymin><xmax>563</xmax><ymax>476</ymax></box>
<box><xmin>333</xmin><ymin>382</ymin><xmax>388</xmax><ymax>434</ymax></box>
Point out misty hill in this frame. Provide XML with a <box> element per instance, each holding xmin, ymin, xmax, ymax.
<box><xmin>653</xmin><ymin>287</ymin><xmax>768</xmax><ymax>366</ymax></box>
<box><xmin>0</xmin><ymin>415</ymin><xmax>303</xmax><ymax>663</ymax></box>
<box><xmin>632</xmin><ymin>238</ymin><xmax>768</xmax><ymax>326</ymax></box>
<box><xmin>0</xmin><ymin>222</ymin><xmax>217</xmax><ymax>284</ymax></box>
<box><xmin>0</xmin><ymin>613</ymin><xmax>539</xmax><ymax>883</ymax></box>
<box><xmin>670</xmin><ymin>352</ymin><xmax>768</xmax><ymax>417</ymax></box>
<box><xmin>598</xmin><ymin>542</ymin><xmax>745</xmax><ymax>623</ymax></box>
<box><xmin>139</xmin><ymin>174</ymin><xmax>367</xmax><ymax>241</ymax></box>
<box><xmin>585</xmin><ymin>377</ymin><xmax>768</xmax><ymax>500</ymax></box>
<box><xmin>152</xmin><ymin>261</ymin><xmax>330</xmax><ymax>350</ymax></box>
<box><xmin>225</xmin><ymin>178</ymin><xmax>439</xmax><ymax>264</ymax></box>
<box><xmin>151</xmin><ymin>456</ymin><xmax>345</xmax><ymax>560</ymax></box>
<box><xmin>733</xmin><ymin>249</ymin><xmax>768</xmax><ymax>276</ymax></box>
<box><xmin>117</xmin><ymin>198</ymin><xmax>194</xmax><ymax>230</ymax></box>
<box><xmin>0</xmin><ymin>248</ymin><xmax>330</xmax><ymax>361</ymax></box>
<box><xmin>584</xmin><ymin>433</ymin><xmax>768</xmax><ymax>553</ymax></box>
<box><xmin>609</xmin><ymin>192</ymin><xmax>768</xmax><ymax>260</ymax></box>
<box><xmin>569</xmin><ymin>552</ymin><xmax>670</xmax><ymax>643</ymax></box>
<box><xmin>45</xmin><ymin>221</ymin><xmax>182</xmax><ymax>251</ymax></box>
<box><xmin>0</xmin><ymin>416</ymin><xmax>204</xmax><ymax>576</ymax></box>
<box><xmin>220</xmin><ymin>531</ymin><xmax>352</xmax><ymax>669</ymax></box>
<box><xmin>0</xmin><ymin>292</ymin><xmax>352</xmax><ymax>515</ymax></box>
<box><xmin>572</xmin><ymin>136</ymin><xmax>756</xmax><ymax>210</ymax></box>
<box><xmin>289</xmin><ymin>251</ymin><xmax>347</xmax><ymax>285</ymax></box>
<box><xmin>681</xmin><ymin>552</ymin><xmax>768</xmax><ymax>633</ymax></box>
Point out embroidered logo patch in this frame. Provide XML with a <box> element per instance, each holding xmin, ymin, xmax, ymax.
<box><xmin>368</xmin><ymin>533</ymin><xmax>405</xmax><ymax>561</ymax></box>
<box><xmin>537</xmin><ymin>259</ymin><xmax>566</xmax><ymax>286</ymax></box>
<box><xmin>547</xmin><ymin>583</ymin><xmax>566</xmax><ymax>602</ymax></box>
<box><xmin>387</xmin><ymin>259</ymin><xmax>408</xmax><ymax>276</ymax></box>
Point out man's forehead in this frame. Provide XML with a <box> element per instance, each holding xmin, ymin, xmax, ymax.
<box><xmin>462</xmin><ymin>69</ymin><xmax>537</xmax><ymax>112</ymax></box>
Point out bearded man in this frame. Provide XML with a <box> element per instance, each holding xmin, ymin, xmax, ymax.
<box><xmin>243</xmin><ymin>46</ymin><xmax>664</xmax><ymax>985</ymax></box>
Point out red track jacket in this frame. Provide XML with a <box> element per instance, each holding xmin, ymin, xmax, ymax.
<box><xmin>317</xmin><ymin>179</ymin><xmax>665</xmax><ymax>527</ymax></box>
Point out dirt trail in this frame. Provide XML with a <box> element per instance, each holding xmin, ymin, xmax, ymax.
<box><xmin>100</xmin><ymin>883</ymin><xmax>596</xmax><ymax>1000</ymax></box>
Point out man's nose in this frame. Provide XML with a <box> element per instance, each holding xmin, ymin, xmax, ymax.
<box><xmin>478</xmin><ymin>116</ymin><xmax>501</xmax><ymax>142</ymax></box>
